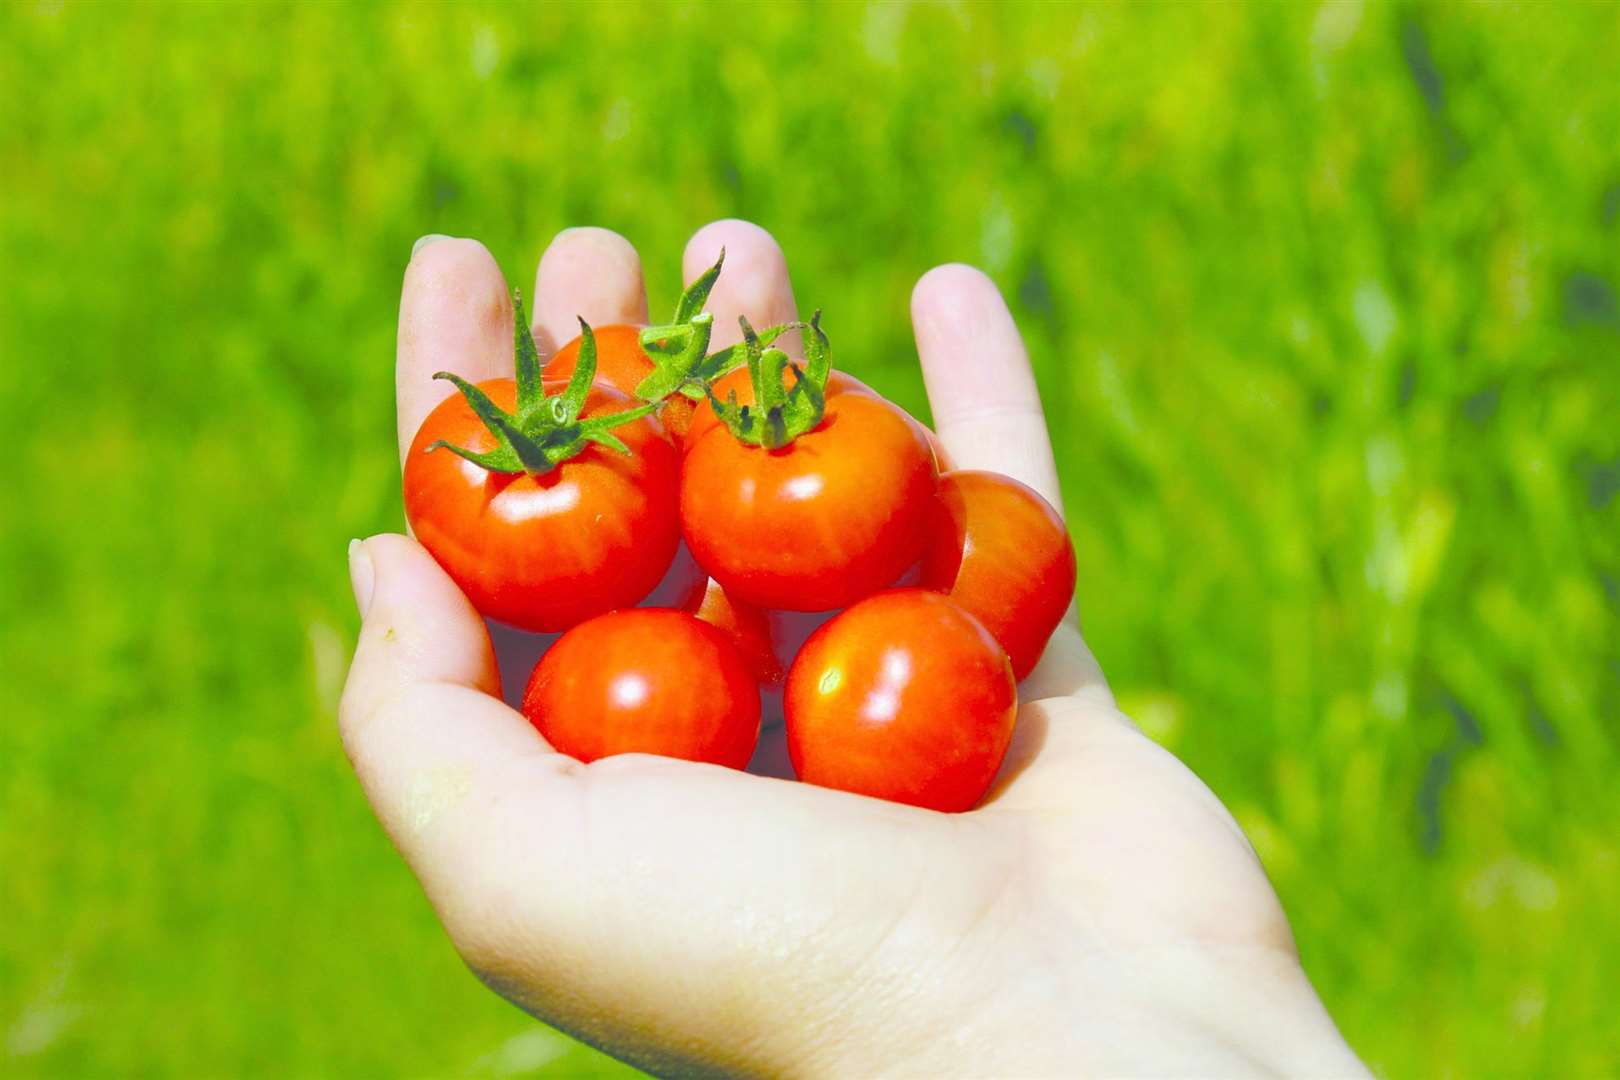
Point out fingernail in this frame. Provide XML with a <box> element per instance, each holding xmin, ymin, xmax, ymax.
<box><xmin>412</xmin><ymin>233</ymin><xmax>453</xmax><ymax>257</ymax></box>
<box><xmin>348</xmin><ymin>538</ymin><xmax>375</xmax><ymax>618</ymax></box>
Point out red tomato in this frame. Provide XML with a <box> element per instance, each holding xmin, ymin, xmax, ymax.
<box><xmin>920</xmin><ymin>471</ymin><xmax>1076</xmax><ymax>681</ymax></box>
<box><xmin>784</xmin><ymin>590</ymin><xmax>1017</xmax><ymax>812</ymax></box>
<box><xmin>404</xmin><ymin>378</ymin><xmax>680</xmax><ymax>632</ymax></box>
<box><xmin>522</xmin><ymin>608</ymin><xmax>761</xmax><ymax>767</ymax></box>
<box><xmin>686</xmin><ymin>578</ymin><xmax>783</xmax><ymax>687</ymax></box>
<box><xmin>680</xmin><ymin>365</ymin><xmax>877</xmax><ymax>452</ymax></box>
<box><xmin>680</xmin><ymin>392</ymin><xmax>938</xmax><ymax>612</ymax></box>
<box><xmin>547</xmin><ymin>325</ymin><xmax>698</xmax><ymax>443</ymax></box>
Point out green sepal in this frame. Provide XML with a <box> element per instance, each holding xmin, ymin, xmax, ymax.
<box><xmin>423</xmin><ymin>439</ymin><xmax>523</xmax><ymax>474</ymax></box>
<box><xmin>559</xmin><ymin>317</ymin><xmax>597</xmax><ymax>423</ymax></box>
<box><xmin>674</xmin><ymin>248</ymin><xmax>724</xmax><ymax>325</ymax></box>
<box><xmin>634</xmin><ymin>313</ymin><xmax>714</xmax><ymax>402</ymax></box>
<box><xmin>421</xmin><ymin>306</ymin><xmax>661</xmax><ymax>477</ymax></box>
<box><xmin>579</xmin><ymin>402</ymin><xmax>657</xmax><ymax>455</ymax></box>
<box><xmin>703</xmin><ymin>384</ymin><xmax>756</xmax><ymax>442</ymax></box>
<box><xmin>431</xmin><ymin>372</ymin><xmax>566</xmax><ymax>474</ymax></box>
<box><xmin>511</xmin><ymin>289</ymin><xmax>544</xmax><ymax>421</ymax></box>
<box><xmin>786</xmin><ymin>359</ymin><xmax>825</xmax><ymax>422</ymax></box>
<box><xmin>582</xmin><ymin>429</ymin><xmax>631</xmax><ymax>455</ymax></box>
<box><xmin>705</xmin><ymin>315</ymin><xmax>833</xmax><ymax>450</ymax></box>
<box><xmin>803</xmin><ymin>310</ymin><xmax>830</xmax><ymax>389</ymax></box>
<box><xmin>689</xmin><ymin>322</ymin><xmax>795</xmax><ymax>395</ymax></box>
<box><xmin>621</xmin><ymin>249</ymin><xmax>728</xmax><ymax>404</ymax></box>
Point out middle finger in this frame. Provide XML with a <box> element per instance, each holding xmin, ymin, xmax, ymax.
<box><xmin>682</xmin><ymin>219</ymin><xmax>802</xmax><ymax>354</ymax></box>
<box><xmin>531</xmin><ymin>227</ymin><xmax>651</xmax><ymax>357</ymax></box>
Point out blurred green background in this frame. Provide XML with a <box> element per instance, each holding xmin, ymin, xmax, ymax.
<box><xmin>3</xmin><ymin>0</ymin><xmax>1617</xmax><ymax>1075</ymax></box>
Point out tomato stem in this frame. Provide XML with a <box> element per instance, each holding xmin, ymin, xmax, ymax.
<box><xmin>633</xmin><ymin>249</ymin><xmax>731</xmax><ymax>404</ymax></box>
<box><xmin>424</xmin><ymin>301</ymin><xmax>657</xmax><ymax>476</ymax></box>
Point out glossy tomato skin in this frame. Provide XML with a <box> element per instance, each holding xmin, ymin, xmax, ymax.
<box><xmin>546</xmin><ymin>325</ymin><xmax>697</xmax><ymax>443</ymax></box>
<box><xmin>404</xmin><ymin>378</ymin><xmax>680</xmax><ymax>633</ymax></box>
<box><xmin>522</xmin><ymin>608</ymin><xmax>760</xmax><ymax>767</ymax></box>
<box><xmin>686</xmin><ymin>578</ymin><xmax>784</xmax><ymax>687</ymax></box>
<box><xmin>920</xmin><ymin>471</ymin><xmax>1076</xmax><ymax>681</ymax></box>
<box><xmin>680</xmin><ymin>392</ymin><xmax>938</xmax><ymax>612</ymax></box>
<box><xmin>687</xmin><ymin>577</ymin><xmax>787</xmax><ymax>727</ymax></box>
<box><xmin>784</xmin><ymin>589</ymin><xmax>1017</xmax><ymax>812</ymax></box>
<box><xmin>680</xmin><ymin>366</ymin><xmax>877</xmax><ymax>452</ymax></box>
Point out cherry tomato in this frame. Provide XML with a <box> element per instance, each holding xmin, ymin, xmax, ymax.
<box><xmin>680</xmin><ymin>392</ymin><xmax>938</xmax><ymax>612</ymax></box>
<box><xmin>764</xmin><ymin>555</ymin><xmax>924</xmax><ymax>690</ymax></box>
<box><xmin>680</xmin><ymin>365</ymin><xmax>877</xmax><ymax>452</ymax></box>
<box><xmin>404</xmin><ymin>378</ymin><xmax>680</xmax><ymax>632</ymax></box>
<box><xmin>522</xmin><ymin>608</ymin><xmax>761</xmax><ymax>767</ymax></box>
<box><xmin>920</xmin><ymin>470</ymin><xmax>1076</xmax><ymax>680</ymax></box>
<box><xmin>547</xmin><ymin>325</ymin><xmax>698</xmax><ymax>443</ymax></box>
<box><xmin>784</xmin><ymin>590</ymin><xmax>1017</xmax><ymax>812</ymax></box>
<box><xmin>686</xmin><ymin>578</ymin><xmax>783</xmax><ymax>687</ymax></box>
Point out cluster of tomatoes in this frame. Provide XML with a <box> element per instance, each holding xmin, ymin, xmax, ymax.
<box><xmin>403</xmin><ymin>256</ymin><xmax>1076</xmax><ymax>812</ymax></box>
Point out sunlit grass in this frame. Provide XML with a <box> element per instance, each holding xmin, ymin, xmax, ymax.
<box><xmin>2</xmin><ymin>1</ymin><xmax>1616</xmax><ymax>1075</ymax></box>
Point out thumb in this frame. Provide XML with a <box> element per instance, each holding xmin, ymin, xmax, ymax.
<box><xmin>339</xmin><ymin>534</ymin><xmax>580</xmax><ymax>898</ymax></box>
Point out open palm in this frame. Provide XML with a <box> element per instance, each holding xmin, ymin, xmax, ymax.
<box><xmin>342</xmin><ymin>221</ymin><xmax>1364</xmax><ymax>1077</ymax></box>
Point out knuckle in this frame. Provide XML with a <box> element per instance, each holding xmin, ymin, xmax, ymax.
<box><xmin>336</xmin><ymin>680</ymin><xmax>410</xmax><ymax>769</ymax></box>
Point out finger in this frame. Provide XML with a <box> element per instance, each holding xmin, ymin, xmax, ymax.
<box><xmin>683</xmin><ymin>219</ymin><xmax>801</xmax><ymax>354</ymax></box>
<box><xmin>912</xmin><ymin>266</ymin><xmax>1111</xmax><ymax>702</ymax></box>
<box><xmin>531</xmin><ymin>227</ymin><xmax>650</xmax><ymax>356</ymax></box>
<box><xmin>396</xmin><ymin>237</ymin><xmax>514</xmax><ymax>463</ymax></box>
<box><xmin>911</xmin><ymin>264</ymin><xmax>1062</xmax><ymax>510</ymax></box>
<box><xmin>340</xmin><ymin>534</ymin><xmax>578</xmax><ymax>896</ymax></box>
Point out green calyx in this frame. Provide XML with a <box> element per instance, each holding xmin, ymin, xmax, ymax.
<box><xmin>633</xmin><ymin>248</ymin><xmax>796</xmax><ymax>404</ymax></box>
<box><xmin>705</xmin><ymin>310</ymin><xmax>831</xmax><ymax>449</ymax></box>
<box><xmin>425</xmin><ymin>292</ymin><xmax>655</xmax><ymax>476</ymax></box>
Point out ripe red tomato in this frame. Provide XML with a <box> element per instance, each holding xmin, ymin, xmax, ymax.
<box><xmin>680</xmin><ymin>365</ymin><xmax>877</xmax><ymax>452</ymax></box>
<box><xmin>522</xmin><ymin>608</ymin><xmax>761</xmax><ymax>767</ymax></box>
<box><xmin>784</xmin><ymin>590</ymin><xmax>1017</xmax><ymax>812</ymax></box>
<box><xmin>920</xmin><ymin>470</ymin><xmax>1076</xmax><ymax>680</ymax></box>
<box><xmin>546</xmin><ymin>325</ymin><xmax>699</xmax><ymax>443</ymax></box>
<box><xmin>404</xmin><ymin>378</ymin><xmax>680</xmax><ymax>632</ymax></box>
<box><xmin>686</xmin><ymin>578</ymin><xmax>783</xmax><ymax>687</ymax></box>
<box><xmin>680</xmin><ymin>392</ymin><xmax>938</xmax><ymax>612</ymax></box>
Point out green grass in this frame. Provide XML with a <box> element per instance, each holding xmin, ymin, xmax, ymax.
<box><xmin>3</xmin><ymin>1</ymin><xmax>1617</xmax><ymax>1075</ymax></box>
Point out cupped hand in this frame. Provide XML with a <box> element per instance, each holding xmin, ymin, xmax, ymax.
<box><xmin>342</xmin><ymin>221</ymin><xmax>1366</xmax><ymax>1077</ymax></box>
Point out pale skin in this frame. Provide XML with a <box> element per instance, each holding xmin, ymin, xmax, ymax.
<box><xmin>342</xmin><ymin>220</ymin><xmax>1369</xmax><ymax>1077</ymax></box>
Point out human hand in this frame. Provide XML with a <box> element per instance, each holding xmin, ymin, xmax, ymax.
<box><xmin>342</xmin><ymin>221</ymin><xmax>1367</xmax><ymax>1077</ymax></box>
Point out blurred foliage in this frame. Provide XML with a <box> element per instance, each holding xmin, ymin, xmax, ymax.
<box><xmin>2</xmin><ymin>0</ymin><xmax>1617</xmax><ymax>1076</ymax></box>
